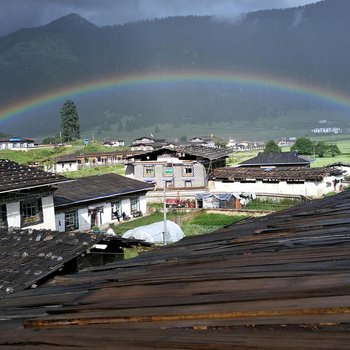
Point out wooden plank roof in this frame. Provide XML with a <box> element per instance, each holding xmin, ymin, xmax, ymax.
<box><xmin>54</xmin><ymin>173</ymin><xmax>154</xmax><ymax>207</ymax></box>
<box><xmin>0</xmin><ymin>191</ymin><xmax>350</xmax><ymax>348</ymax></box>
<box><xmin>210</xmin><ymin>166</ymin><xmax>341</xmax><ymax>182</ymax></box>
<box><xmin>0</xmin><ymin>159</ymin><xmax>72</xmax><ymax>193</ymax></box>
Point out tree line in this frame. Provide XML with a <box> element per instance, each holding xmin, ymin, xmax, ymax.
<box><xmin>264</xmin><ymin>138</ymin><xmax>341</xmax><ymax>158</ymax></box>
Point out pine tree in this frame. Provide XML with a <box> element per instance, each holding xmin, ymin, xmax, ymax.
<box><xmin>60</xmin><ymin>99</ymin><xmax>80</xmax><ymax>142</ymax></box>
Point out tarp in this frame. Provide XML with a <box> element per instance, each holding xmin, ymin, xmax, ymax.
<box><xmin>122</xmin><ymin>220</ymin><xmax>185</xmax><ymax>244</ymax></box>
<box><xmin>195</xmin><ymin>192</ymin><xmax>238</xmax><ymax>201</ymax></box>
<box><xmin>195</xmin><ymin>192</ymin><xmax>256</xmax><ymax>208</ymax></box>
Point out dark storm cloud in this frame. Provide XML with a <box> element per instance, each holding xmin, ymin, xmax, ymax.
<box><xmin>0</xmin><ymin>0</ymin><xmax>319</xmax><ymax>36</ymax></box>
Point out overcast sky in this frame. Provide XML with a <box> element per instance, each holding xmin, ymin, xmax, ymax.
<box><xmin>0</xmin><ymin>0</ymin><xmax>320</xmax><ymax>36</ymax></box>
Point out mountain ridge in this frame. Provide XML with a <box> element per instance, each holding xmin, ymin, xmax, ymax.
<box><xmin>0</xmin><ymin>0</ymin><xmax>349</xmax><ymax>138</ymax></box>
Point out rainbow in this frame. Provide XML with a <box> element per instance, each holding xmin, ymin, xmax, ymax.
<box><xmin>1</xmin><ymin>70</ymin><xmax>350</xmax><ymax>123</ymax></box>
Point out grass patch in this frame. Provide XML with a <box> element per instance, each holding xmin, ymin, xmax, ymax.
<box><xmin>245</xmin><ymin>198</ymin><xmax>301</xmax><ymax>211</ymax></box>
<box><xmin>0</xmin><ymin>146</ymin><xmax>70</xmax><ymax>164</ymax></box>
<box><xmin>182</xmin><ymin>213</ymin><xmax>248</xmax><ymax>237</ymax></box>
<box><xmin>64</xmin><ymin>164</ymin><xmax>125</xmax><ymax>178</ymax></box>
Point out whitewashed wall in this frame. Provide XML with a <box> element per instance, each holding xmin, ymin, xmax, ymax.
<box><xmin>54</xmin><ymin>195</ymin><xmax>147</xmax><ymax>232</ymax></box>
<box><xmin>208</xmin><ymin>176</ymin><xmax>339</xmax><ymax>198</ymax></box>
<box><xmin>6</xmin><ymin>196</ymin><xmax>56</xmax><ymax>230</ymax></box>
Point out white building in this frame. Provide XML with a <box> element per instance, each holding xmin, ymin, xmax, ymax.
<box><xmin>53</xmin><ymin>173</ymin><xmax>154</xmax><ymax>232</ymax></box>
<box><xmin>102</xmin><ymin>139</ymin><xmax>125</xmax><ymax>147</ymax></box>
<box><xmin>209</xmin><ymin>166</ymin><xmax>344</xmax><ymax>198</ymax></box>
<box><xmin>0</xmin><ymin>159</ymin><xmax>72</xmax><ymax>230</ymax></box>
<box><xmin>0</xmin><ymin>136</ymin><xmax>35</xmax><ymax>150</ymax></box>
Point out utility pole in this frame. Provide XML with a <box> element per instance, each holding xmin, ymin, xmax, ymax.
<box><xmin>163</xmin><ymin>183</ymin><xmax>168</xmax><ymax>245</ymax></box>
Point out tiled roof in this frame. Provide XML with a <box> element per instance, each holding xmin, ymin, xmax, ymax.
<box><xmin>1</xmin><ymin>190</ymin><xmax>350</xmax><ymax>347</ymax></box>
<box><xmin>210</xmin><ymin>166</ymin><xmax>341</xmax><ymax>181</ymax></box>
<box><xmin>54</xmin><ymin>173</ymin><xmax>154</xmax><ymax>207</ymax></box>
<box><xmin>0</xmin><ymin>228</ymin><xmax>102</xmax><ymax>296</ymax></box>
<box><xmin>239</xmin><ymin>152</ymin><xmax>311</xmax><ymax>166</ymax></box>
<box><xmin>0</xmin><ymin>159</ymin><xmax>72</xmax><ymax>193</ymax></box>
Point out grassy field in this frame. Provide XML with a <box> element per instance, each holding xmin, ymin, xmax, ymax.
<box><xmin>64</xmin><ymin>164</ymin><xmax>125</xmax><ymax>178</ymax></box>
<box><xmin>113</xmin><ymin>211</ymin><xmax>248</xmax><ymax>237</ymax></box>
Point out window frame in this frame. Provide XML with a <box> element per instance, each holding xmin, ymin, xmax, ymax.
<box><xmin>163</xmin><ymin>165</ymin><xmax>173</xmax><ymax>177</ymax></box>
<box><xmin>20</xmin><ymin>198</ymin><xmax>43</xmax><ymax>227</ymax></box>
<box><xmin>64</xmin><ymin>210</ymin><xmax>79</xmax><ymax>231</ymax></box>
<box><xmin>183</xmin><ymin>164</ymin><xmax>193</xmax><ymax>177</ymax></box>
<box><xmin>144</xmin><ymin>165</ymin><xmax>155</xmax><ymax>177</ymax></box>
<box><xmin>0</xmin><ymin>203</ymin><xmax>7</xmax><ymax>228</ymax></box>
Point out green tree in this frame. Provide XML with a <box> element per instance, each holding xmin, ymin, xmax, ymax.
<box><xmin>327</xmin><ymin>144</ymin><xmax>341</xmax><ymax>157</ymax></box>
<box><xmin>264</xmin><ymin>140</ymin><xmax>281</xmax><ymax>153</ymax></box>
<box><xmin>60</xmin><ymin>99</ymin><xmax>80</xmax><ymax>142</ymax></box>
<box><xmin>291</xmin><ymin>137</ymin><xmax>314</xmax><ymax>155</ymax></box>
<box><xmin>315</xmin><ymin>141</ymin><xmax>327</xmax><ymax>157</ymax></box>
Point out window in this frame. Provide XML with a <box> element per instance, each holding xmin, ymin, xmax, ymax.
<box><xmin>185</xmin><ymin>180</ymin><xmax>192</xmax><ymax>187</ymax></box>
<box><xmin>130</xmin><ymin>197</ymin><xmax>140</xmax><ymax>214</ymax></box>
<box><xmin>20</xmin><ymin>198</ymin><xmax>43</xmax><ymax>227</ymax></box>
<box><xmin>144</xmin><ymin>165</ymin><xmax>155</xmax><ymax>177</ymax></box>
<box><xmin>0</xmin><ymin>204</ymin><xmax>7</xmax><ymax>228</ymax></box>
<box><xmin>165</xmin><ymin>180</ymin><xmax>174</xmax><ymax>188</ymax></box>
<box><xmin>183</xmin><ymin>165</ymin><xmax>193</xmax><ymax>176</ymax></box>
<box><xmin>163</xmin><ymin>165</ymin><xmax>173</xmax><ymax>176</ymax></box>
<box><xmin>65</xmin><ymin>211</ymin><xmax>79</xmax><ymax>231</ymax></box>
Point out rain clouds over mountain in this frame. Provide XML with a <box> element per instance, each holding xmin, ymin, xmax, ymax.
<box><xmin>0</xmin><ymin>0</ymin><xmax>349</xmax><ymax>137</ymax></box>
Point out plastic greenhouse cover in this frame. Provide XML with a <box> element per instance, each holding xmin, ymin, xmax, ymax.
<box><xmin>122</xmin><ymin>220</ymin><xmax>185</xmax><ymax>244</ymax></box>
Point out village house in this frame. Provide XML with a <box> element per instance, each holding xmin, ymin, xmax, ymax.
<box><xmin>189</xmin><ymin>135</ymin><xmax>216</xmax><ymax>148</ymax></box>
<box><xmin>53</xmin><ymin>173</ymin><xmax>154</xmax><ymax>232</ymax></box>
<box><xmin>325</xmin><ymin>162</ymin><xmax>350</xmax><ymax>177</ymax></box>
<box><xmin>0</xmin><ymin>159</ymin><xmax>72</xmax><ymax>230</ymax></box>
<box><xmin>208</xmin><ymin>166</ymin><xmax>344</xmax><ymax>198</ymax></box>
<box><xmin>125</xmin><ymin>146</ymin><xmax>230</xmax><ymax>190</ymax></box>
<box><xmin>47</xmin><ymin>155</ymin><xmax>79</xmax><ymax>173</ymax></box>
<box><xmin>46</xmin><ymin>151</ymin><xmax>141</xmax><ymax>174</ymax></box>
<box><xmin>0</xmin><ymin>136</ymin><xmax>35</xmax><ymax>150</ymax></box>
<box><xmin>238</xmin><ymin>151</ymin><xmax>311</xmax><ymax>168</ymax></box>
<box><xmin>102</xmin><ymin>139</ymin><xmax>125</xmax><ymax>147</ymax></box>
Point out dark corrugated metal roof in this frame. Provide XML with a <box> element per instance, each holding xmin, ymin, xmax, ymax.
<box><xmin>0</xmin><ymin>191</ymin><xmax>350</xmax><ymax>348</ymax></box>
<box><xmin>129</xmin><ymin>145</ymin><xmax>230</xmax><ymax>161</ymax></box>
<box><xmin>239</xmin><ymin>152</ymin><xmax>311</xmax><ymax>166</ymax></box>
<box><xmin>54</xmin><ymin>173</ymin><xmax>154</xmax><ymax>207</ymax></box>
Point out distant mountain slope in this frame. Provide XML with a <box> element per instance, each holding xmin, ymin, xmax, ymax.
<box><xmin>0</xmin><ymin>0</ymin><xmax>349</xmax><ymax>137</ymax></box>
